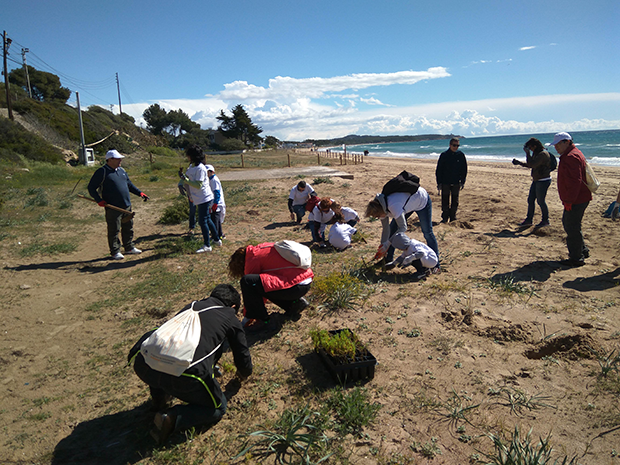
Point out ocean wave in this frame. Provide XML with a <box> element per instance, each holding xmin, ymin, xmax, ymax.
<box><xmin>589</xmin><ymin>157</ymin><xmax>620</xmax><ymax>166</ymax></box>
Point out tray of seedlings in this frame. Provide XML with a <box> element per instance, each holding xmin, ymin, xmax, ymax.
<box><xmin>310</xmin><ymin>328</ymin><xmax>377</xmax><ymax>383</ymax></box>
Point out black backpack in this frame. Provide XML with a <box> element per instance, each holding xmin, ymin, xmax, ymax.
<box><xmin>548</xmin><ymin>152</ymin><xmax>557</xmax><ymax>172</ymax></box>
<box><xmin>381</xmin><ymin>171</ymin><xmax>420</xmax><ymax>196</ymax></box>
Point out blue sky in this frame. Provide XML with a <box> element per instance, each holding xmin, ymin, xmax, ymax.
<box><xmin>3</xmin><ymin>0</ymin><xmax>619</xmax><ymax>140</ymax></box>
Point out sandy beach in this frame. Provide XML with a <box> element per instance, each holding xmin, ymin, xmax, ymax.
<box><xmin>2</xmin><ymin>153</ymin><xmax>620</xmax><ymax>463</ymax></box>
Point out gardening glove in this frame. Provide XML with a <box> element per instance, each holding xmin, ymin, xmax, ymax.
<box><xmin>563</xmin><ymin>202</ymin><xmax>572</xmax><ymax>212</ymax></box>
<box><xmin>140</xmin><ymin>192</ymin><xmax>150</xmax><ymax>202</ymax></box>
<box><xmin>211</xmin><ymin>203</ymin><xmax>218</xmax><ymax>213</ymax></box>
<box><xmin>97</xmin><ymin>200</ymin><xmax>107</xmax><ymax>207</ymax></box>
<box><xmin>373</xmin><ymin>243</ymin><xmax>389</xmax><ymax>260</ymax></box>
<box><xmin>290</xmin><ymin>211</ymin><xmax>295</xmax><ymax>221</ymax></box>
<box><xmin>612</xmin><ymin>202</ymin><xmax>620</xmax><ymax>221</ymax></box>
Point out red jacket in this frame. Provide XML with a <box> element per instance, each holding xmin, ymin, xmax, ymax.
<box><xmin>557</xmin><ymin>144</ymin><xmax>592</xmax><ymax>206</ymax></box>
<box><xmin>244</xmin><ymin>243</ymin><xmax>314</xmax><ymax>292</ymax></box>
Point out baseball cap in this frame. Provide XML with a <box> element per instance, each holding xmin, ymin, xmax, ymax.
<box><xmin>105</xmin><ymin>149</ymin><xmax>125</xmax><ymax>159</ymax></box>
<box><xmin>549</xmin><ymin>132</ymin><xmax>572</xmax><ymax>146</ymax></box>
<box><xmin>205</xmin><ymin>164</ymin><xmax>215</xmax><ymax>172</ymax></box>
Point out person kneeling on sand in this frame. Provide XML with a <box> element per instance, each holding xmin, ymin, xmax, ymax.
<box><xmin>328</xmin><ymin>212</ymin><xmax>357</xmax><ymax>250</ymax></box>
<box><xmin>128</xmin><ymin>284</ymin><xmax>252</xmax><ymax>444</ymax></box>
<box><xmin>288</xmin><ymin>180</ymin><xmax>315</xmax><ymax>224</ymax></box>
<box><xmin>229</xmin><ymin>243</ymin><xmax>313</xmax><ymax>332</ymax></box>
<box><xmin>382</xmin><ymin>232</ymin><xmax>439</xmax><ymax>279</ymax></box>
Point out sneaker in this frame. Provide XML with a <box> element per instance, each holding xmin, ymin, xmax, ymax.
<box><xmin>560</xmin><ymin>258</ymin><xmax>585</xmax><ymax>268</ymax></box>
<box><xmin>287</xmin><ymin>297</ymin><xmax>309</xmax><ymax>315</ymax></box>
<box><xmin>196</xmin><ymin>245</ymin><xmax>212</xmax><ymax>253</ymax></box>
<box><xmin>518</xmin><ymin>219</ymin><xmax>533</xmax><ymax>227</ymax></box>
<box><xmin>534</xmin><ymin>220</ymin><xmax>549</xmax><ymax>228</ymax></box>
<box><xmin>151</xmin><ymin>412</ymin><xmax>176</xmax><ymax>445</ymax></box>
<box><xmin>431</xmin><ymin>265</ymin><xmax>442</xmax><ymax>274</ymax></box>
<box><xmin>111</xmin><ymin>252</ymin><xmax>124</xmax><ymax>260</ymax></box>
<box><xmin>126</xmin><ymin>247</ymin><xmax>142</xmax><ymax>254</ymax></box>
<box><xmin>384</xmin><ymin>261</ymin><xmax>398</xmax><ymax>271</ymax></box>
<box><xmin>214</xmin><ymin>239</ymin><xmax>223</xmax><ymax>247</ymax></box>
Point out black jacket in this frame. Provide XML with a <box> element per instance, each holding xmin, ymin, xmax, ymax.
<box><xmin>436</xmin><ymin>149</ymin><xmax>468</xmax><ymax>186</ymax></box>
<box><xmin>128</xmin><ymin>296</ymin><xmax>252</xmax><ymax>379</ymax></box>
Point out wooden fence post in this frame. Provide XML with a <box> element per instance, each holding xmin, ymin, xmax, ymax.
<box><xmin>287</xmin><ymin>153</ymin><xmax>291</xmax><ymax>167</ymax></box>
<box><xmin>241</xmin><ymin>153</ymin><xmax>245</xmax><ymax>168</ymax></box>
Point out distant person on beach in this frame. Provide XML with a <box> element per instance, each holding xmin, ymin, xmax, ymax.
<box><xmin>288</xmin><ymin>181</ymin><xmax>315</xmax><ymax>224</ymax></box>
<box><xmin>87</xmin><ymin>149</ymin><xmax>149</xmax><ymax>260</ymax></box>
<box><xmin>206</xmin><ymin>164</ymin><xmax>226</xmax><ymax>240</ymax></box>
<box><xmin>364</xmin><ymin>187</ymin><xmax>439</xmax><ymax>270</ymax></box>
<box><xmin>436</xmin><ymin>138</ymin><xmax>467</xmax><ymax>223</ymax></box>
<box><xmin>328</xmin><ymin>212</ymin><xmax>357</xmax><ymax>250</ymax></box>
<box><xmin>383</xmin><ymin>232</ymin><xmax>439</xmax><ymax>279</ymax></box>
<box><xmin>550</xmin><ymin>132</ymin><xmax>591</xmax><ymax>267</ymax></box>
<box><xmin>128</xmin><ymin>284</ymin><xmax>252</xmax><ymax>445</ymax></box>
<box><xmin>228</xmin><ymin>242</ymin><xmax>313</xmax><ymax>332</ymax></box>
<box><xmin>512</xmin><ymin>138</ymin><xmax>553</xmax><ymax>228</ymax></box>
<box><xmin>180</xmin><ymin>145</ymin><xmax>220</xmax><ymax>253</ymax></box>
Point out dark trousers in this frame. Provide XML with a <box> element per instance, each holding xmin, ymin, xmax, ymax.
<box><xmin>188</xmin><ymin>201</ymin><xmax>196</xmax><ymax>230</ymax></box>
<box><xmin>525</xmin><ymin>179</ymin><xmax>551</xmax><ymax>223</ymax></box>
<box><xmin>240</xmin><ymin>274</ymin><xmax>311</xmax><ymax>321</ymax></box>
<box><xmin>105</xmin><ymin>207</ymin><xmax>134</xmax><ymax>254</ymax></box>
<box><xmin>441</xmin><ymin>183</ymin><xmax>460</xmax><ymax>222</ymax></box>
<box><xmin>562</xmin><ymin>202</ymin><xmax>589</xmax><ymax>261</ymax></box>
<box><xmin>134</xmin><ymin>354</ymin><xmax>226</xmax><ymax>432</ymax></box>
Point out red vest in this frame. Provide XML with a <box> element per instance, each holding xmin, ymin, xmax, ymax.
<box><xmin>244</xmin><ymin>243</ymin><xmax>314</xmax><ymax>292</ymax></box>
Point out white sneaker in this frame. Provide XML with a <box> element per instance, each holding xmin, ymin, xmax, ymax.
<box><xmin>214</xmin><ymin>240</ymin><xmax>223</xmax><ymax>247</ymax></box>
<box><xmin>111</xmin><ymin>252</ymin><xmax>125</xmax><ymax>260</ymax></box>
<box><xmin>196</xmin><ymin>246</ymin><xmax>212</xmax><ymax>253</ymax></box>
<box><xmin>126</xmin><ymin>247</ymin><xmax>142</xmax><ymax>254</ymax></box>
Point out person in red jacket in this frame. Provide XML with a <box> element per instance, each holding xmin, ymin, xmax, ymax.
<box><xmin>228</xmin><ymin>243</ymin><xmax>313</xmax><ymax>331</ymax></box>
<box><xmin>550</xmin><ymin>132</ymin><xmax>592</xmax><ymax>267</ymax></box>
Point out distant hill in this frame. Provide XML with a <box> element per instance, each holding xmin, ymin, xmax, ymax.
<box><xmin>303</xmin><ymin>134</ymin><xmax>463</xmax><ymax>147</ymax></box>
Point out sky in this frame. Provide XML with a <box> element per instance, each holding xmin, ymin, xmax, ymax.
<box><xmin>3</xmin><ymin>0</ymin><xmax>619</xmax><ymax>141</ymax></box>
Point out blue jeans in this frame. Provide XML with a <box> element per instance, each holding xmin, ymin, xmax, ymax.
<box><xmin>525</xmin><ymin>179</ymin><xmax>551</xmax><ymax>223</ymax></box>
<box><xmin>292</xmin><ymin>204</ymin><xmax>307</xmax><ymax>223</ymax></box>
<box><xmin>562</xmin><ymin>202</ymin><xmax>589</xmax><ymax>261</ymax></box>
<box><xmin>386</xmin><ymin>198</ymin><xmax>439</xmax><ymax>262</ymax></box>
<box><xmin>311</xmin><ymin>221</ymin><xmax>325</xmax><ymax>242</ymax></box>
<box><xmin>197</xmin><ymin>201</ymin><xmax>219</xmax><ymax>247</ymax></box>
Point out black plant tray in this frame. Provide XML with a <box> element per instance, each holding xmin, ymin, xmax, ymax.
<box><xmin>317</xmin><ymin>329</ymin><xmax>377</xmax><ymax>383</ymax></box>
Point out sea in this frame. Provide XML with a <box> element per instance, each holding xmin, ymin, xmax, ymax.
<box><xmin>330</xmin><ymin>129</ymin><xmax>620</xmax><ymax>167</ymax></box>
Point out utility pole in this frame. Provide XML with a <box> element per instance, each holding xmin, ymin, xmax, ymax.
<box><xmin>3</xmin><ymin>30</ymin><xmax>14</xmax><ymax>120</ymax></box>
<box><xmin>116</xmin><ymin>72</ymin><xmax>122</xmax><ymax>115</ymax></box>
<box><xmin>21</xmin><ymin>48</ymin><xmax>32</xmax><ymax>98</ymax></box>
<box><xmin>76</xmin><ymin>92</ymin><xmax>87</xmax><ymax>164</ymax></box>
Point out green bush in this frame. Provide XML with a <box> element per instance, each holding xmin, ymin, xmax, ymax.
<box><xmin>0</xmin><ymin>118</ymin><xmax>64</xmax><ymax>164</ymax></box>
<box><xmin>159</xmin><ymin>197</ymin><xmax>191</xmax><ymax>225</ymax></box>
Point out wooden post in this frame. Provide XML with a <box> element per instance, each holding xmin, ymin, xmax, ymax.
<box><xmin>344</xmin><ymin>145</ymin><xmax>347</xmax><ymax>165</ymax></box>
<box><xmin>287</xmin><ymin>152</ymin><xmax>291</xmax><ymax>167</ymax></box>
<box><xmin>241</xmin><ymin>153</ymin><xmax>245</xmax><ymax>168</ymax></box>
<box><xmin>317</xmin><ymin>152</ymin><xmax>320</xmax><ymax>165</ymax></box>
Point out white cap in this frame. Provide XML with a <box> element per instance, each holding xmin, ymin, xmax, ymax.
<box><xmin>205</xmin><ymin>164</ymin><xmax>215</xmax><ymax>172</ymax></box>
<box><xmin>105</xmin><ymin>149</ymin><xmax>124</xmax><ymax>159</ymax></box>
<box><xmin>549</xmin><ymin>132</ymin><xmax>572</xmax><ymax>146</ymax></box>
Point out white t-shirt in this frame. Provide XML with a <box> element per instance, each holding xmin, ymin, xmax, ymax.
<box><xmin>209</xmin><ymin>174</ymin><xmax>225</xmax><ymax>208</ymax></box>
<box><xmin>289</xmin><ymin>184</ymin><xmax>315</xmax><ymax>206</ymax></box>
<box><xmin>185</xmin><ymin>164</ymin><xmax>213</xmax><ymax>205</ymax></box>
<box><xmin>328</xmin><ymin>223</ymin><xmax>357</xmax><ymax>250</ymax></box>
<box><xmin>340</xmin><ymin>206</ymin><xmax>359</xmax><ymax>223</ymax></box>
<box><xmin>386</xmin><ymin>188</ymin><xmax>429</xmax><ymax>218</ymax></box>
<box><xmin>396</xmin><ymin>237</ymin><xmax>438</xmax><ymax>269</ymax></box>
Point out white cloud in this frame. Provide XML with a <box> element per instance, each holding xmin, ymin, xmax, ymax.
<box><xmin>519</xmin><ymin>46</ymin><xmax>537</xmax><ymax>51</ymax></box>
<box><xmin>360</xmin><ymin>97</ymin><xmax>392</xmax><ymax>107</ymax></box>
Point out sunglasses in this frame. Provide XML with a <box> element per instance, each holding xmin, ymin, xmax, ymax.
<box><xmin>451</xmin><ymin>143</ymin><xmax>460</xmax><ymax>147</ymax></box>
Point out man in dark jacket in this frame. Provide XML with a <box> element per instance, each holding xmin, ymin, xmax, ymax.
<box><xmin>128</xmin><ymin>284</ymin><xmax>253</xmax><ymax>444</ymax></box>
<box><xmin>551</xmin><ymin>132</ymin><xmax>592</xmax><ymax>267</ymax></box>
<box><xmin>436</xmin><ymin>138</ymin><xmax>467</xmax><ymax>222</ymax></box>
<box><xmin>87</xmin><ymin>149</ymin><xmax>149</xmax><ymax>260</ymax></box>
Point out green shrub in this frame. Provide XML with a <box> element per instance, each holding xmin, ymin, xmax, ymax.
<box><xmin>312</xmin><ymin>271</ymin><xmax>366</xmax><ymax>311</ymax></box>
<box><xmin>326</xmin><ymin>387</ymin><xmax>381</xmax><ymax>437</ymax></box>
<box><xmin>0</xmin><ymin>118</ymin><xmax>64</xmax><ymax>164</ymax></box>
<box><xmin>159</xmin><ymin>198</ymin><xmax>191</xmax><ymax>225</ymax></box>
<box><xmin>309</xmin><ymin>329</ymin><xmax>367</xmax><ymax>361</ymax></box>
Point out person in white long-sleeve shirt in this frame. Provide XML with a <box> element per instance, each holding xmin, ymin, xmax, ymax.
<box><xmin>384</xmin><ymin>232</ymin><xmax>438</xmax><ymax>278</ymax></box>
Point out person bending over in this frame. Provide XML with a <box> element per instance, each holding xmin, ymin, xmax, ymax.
<box><xmin>128</xmin><ymin>284</ymin><xmax>252</xmax><ymax>444</ymax></box>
